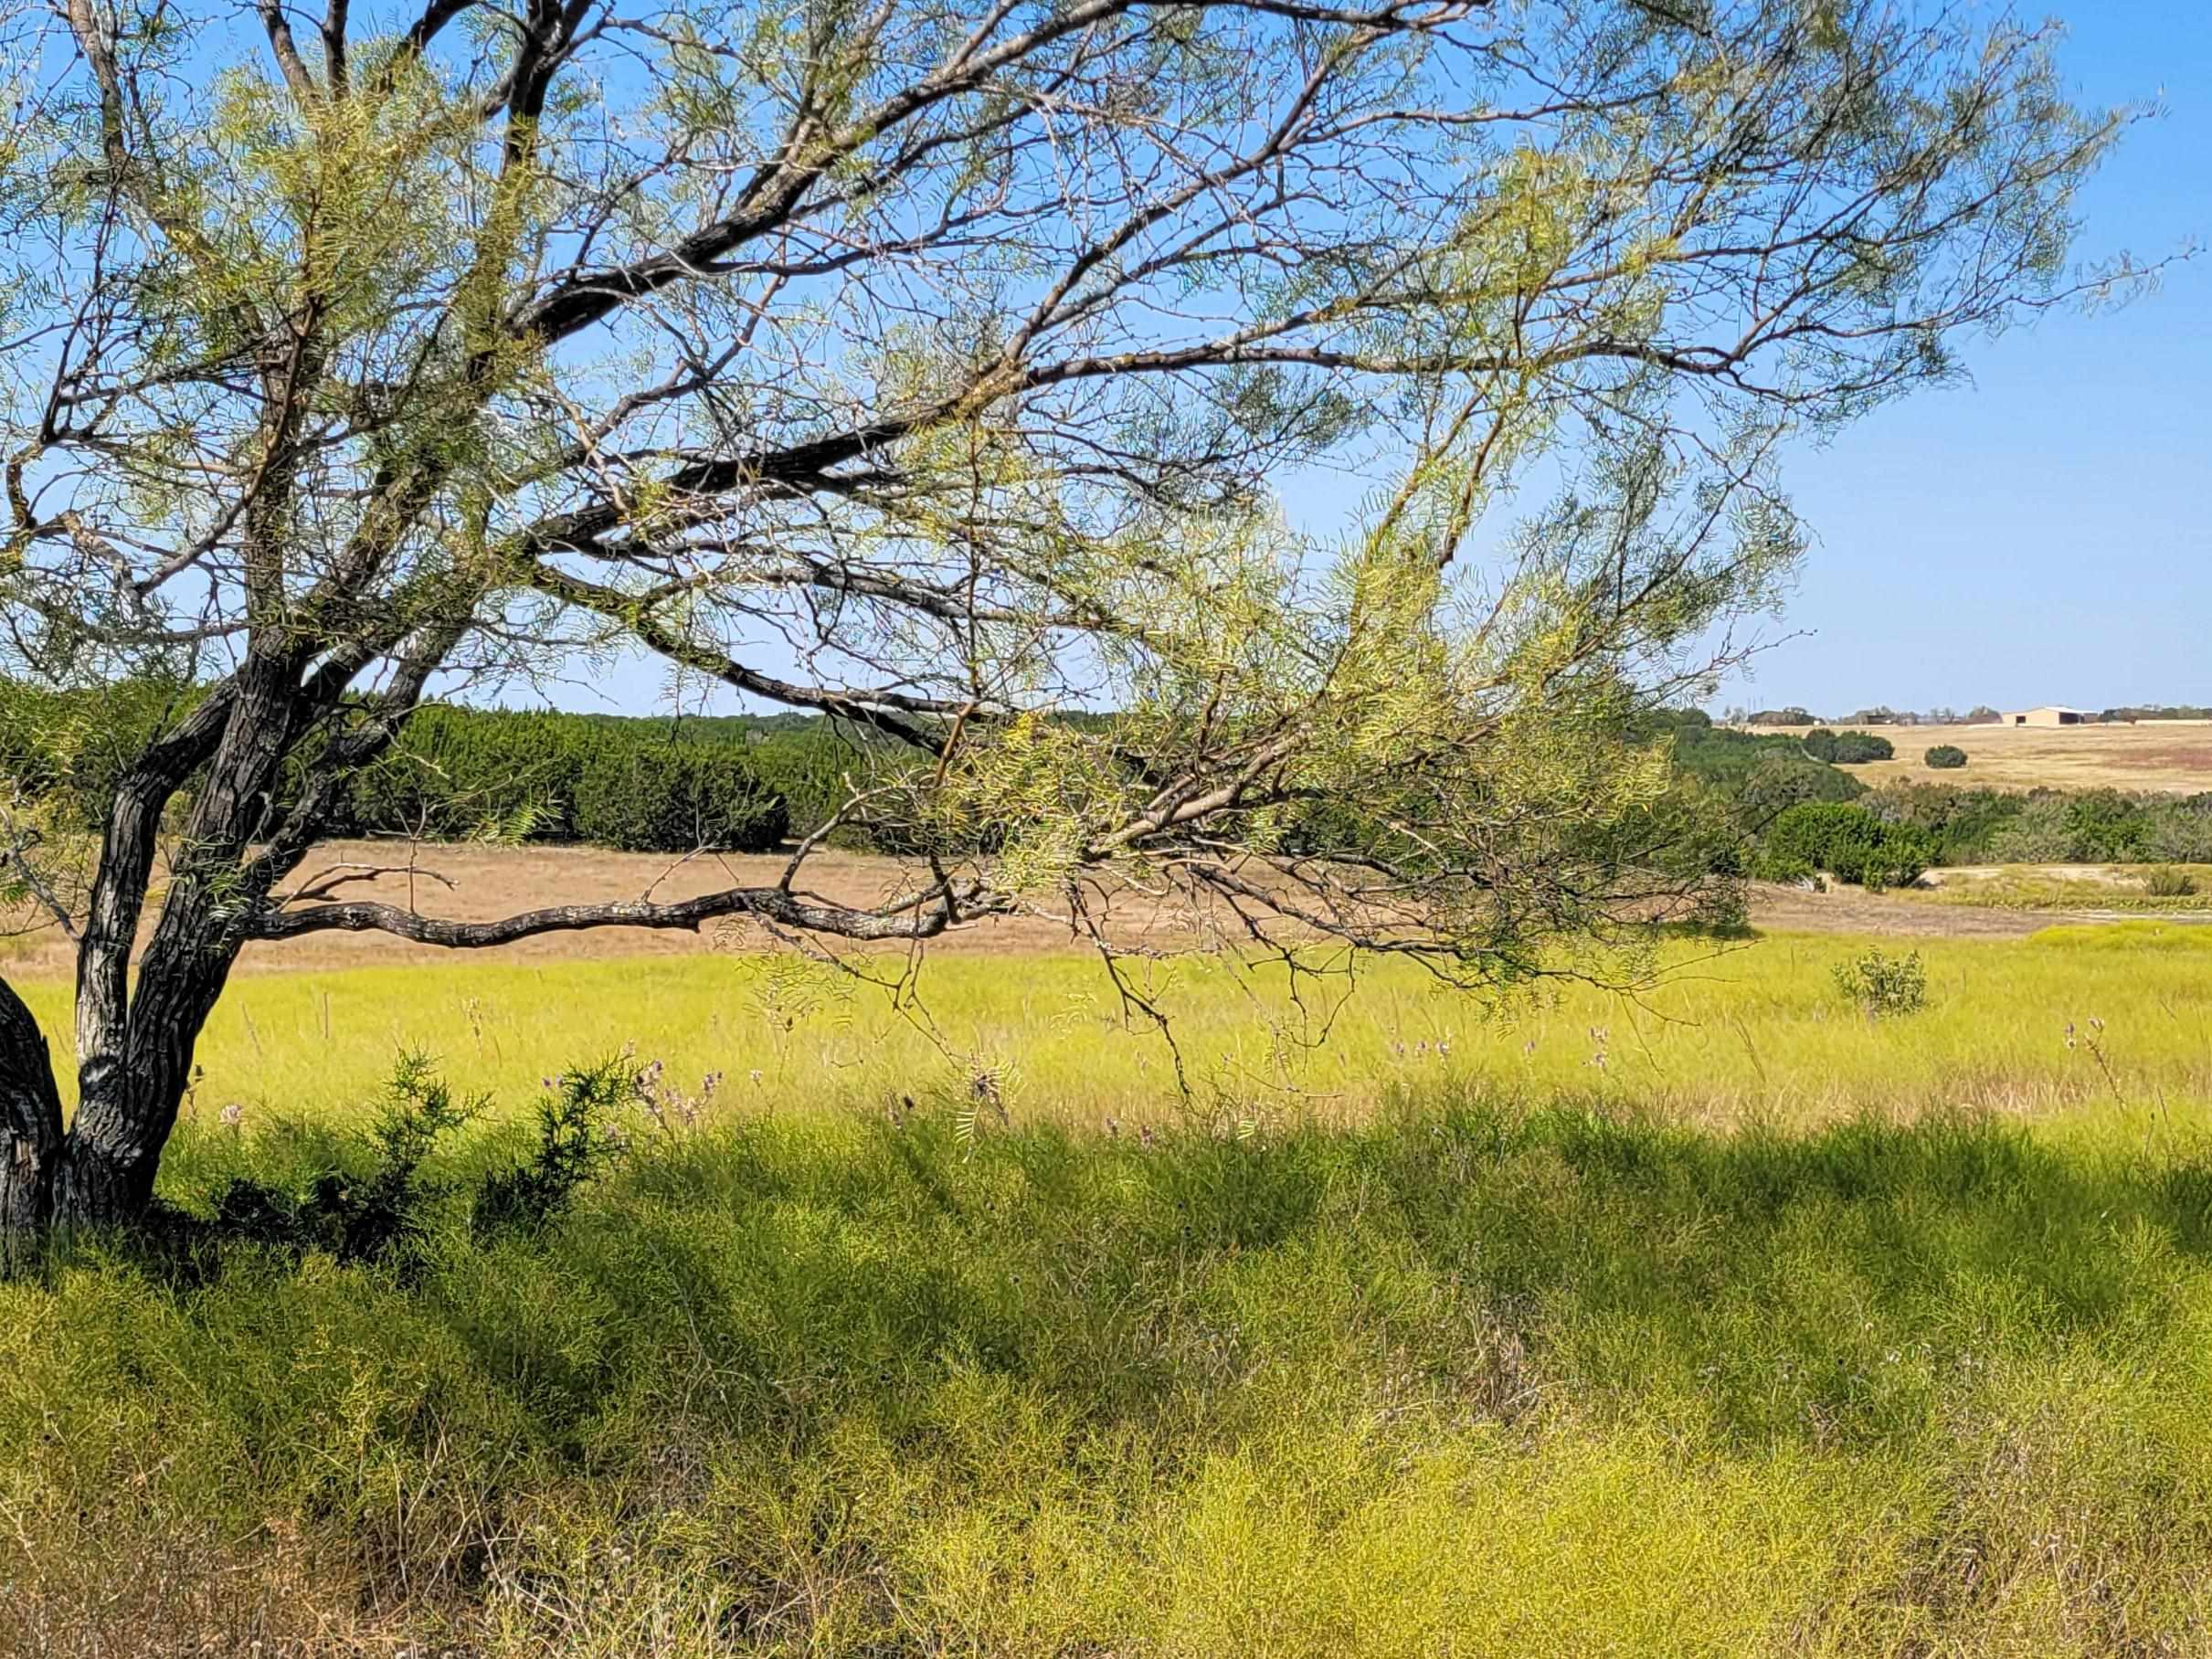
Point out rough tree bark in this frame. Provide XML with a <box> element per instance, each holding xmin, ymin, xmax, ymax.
<box><xmin>0</xmin><ymin>974</ymin><xmax>65</xmax><ymax>1243</ymax></box>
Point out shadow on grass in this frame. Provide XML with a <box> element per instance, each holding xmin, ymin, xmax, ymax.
<box><xmin>14</xmin><ymin>1094</ymin><xmax>2212</xmax><ymax>1654</ymax></box>
<box><xmin>385</xmin><ymin>1094</ymin><xmax>2212</xmax><ymax>1456</ymax></box>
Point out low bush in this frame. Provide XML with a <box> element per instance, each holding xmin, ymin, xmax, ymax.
<box><xmin>1924</xmin><ymin>744</ymin><xmax>1968</xmax><ymax>770</ymax></box>
<box><xmin>1755</xmin><ymin>801</ymin><xmax>1933</xmax><ymax>888</ymax></box>
<box><xmin>143</xmin><ymin>1055</ymin><xmax>637</xmax><ymax>1275</ymax></box>
<box><xmin>1801</xmin><ymin>727</ymin><xmax>1894</xmax><ymax>765</ymax></box>
<box><xmin>470</xmin><ymin>1059</ymin><xmax>639</xmax><ymax>1236</ymax></box>
<box><xmin>2144</xmin><ymin>866</ymin><xmax>2200</xmax><ymax>898</ymax></box>
<box><xmin>1830</xmin><ymin>730</ymin><xmax>1894</xmax><ymax>764</ymax></box>
<box><xmin>1831</xmin><ymin>946</ymin><xmax>1928</xmax><ymax>1017</ymax></box>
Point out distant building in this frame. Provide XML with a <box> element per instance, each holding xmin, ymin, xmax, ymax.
<box><xmin>2006</xmin><ymin>705</ymin><xmax>2093</xmax><ymax>727</ymax></box>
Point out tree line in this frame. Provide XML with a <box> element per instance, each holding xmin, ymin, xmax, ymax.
<box><xmin>0</xmin><ymin>682</ymin><xmax>873</xmax><ymax>855</ymax></box>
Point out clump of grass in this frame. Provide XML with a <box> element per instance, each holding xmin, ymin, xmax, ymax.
<box><xmin>10</xmin><ymin>1091</ymin><xmax>2212</xmax><ymax>1653</ymax></box>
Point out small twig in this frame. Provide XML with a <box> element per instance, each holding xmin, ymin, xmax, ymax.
<box><xmin>0</xmin><ymin>824</ymin><xmax>80</xmax><ymax>940</ymax></box>
<box><xmin>278</xmin><ymin>861</ymin><xmax>459</xmax><ymax>905</ymax></box>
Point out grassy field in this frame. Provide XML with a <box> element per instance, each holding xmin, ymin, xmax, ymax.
<box><xmin>13</xmin><ymin>923</ymin><xmax>2212</xmax><ymax>1133</ymax></box>
<box><xmin>12</xmin><ymin>925</ymin><xmax>2212</xmax><ymax>1654</ymax></box>
<box><xmin>1916</xmin><ymin>864</ymin><xmax>2212</xmax><ymax>913</ymax></box>
<box><xmin>1749</xmin><ymin>719</ymin><xmax>2212</xmax><ymax>793</ymax></box>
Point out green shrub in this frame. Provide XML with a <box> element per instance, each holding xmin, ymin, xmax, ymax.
<box><xmin>1829</xmin><ymin>730</ymin><xmax>1894</xmax><ymax>764</ymax></box>
<box><xmin>1800</xmin><ymin>728</ymin><xmax>1892</xmax><ymax>765</ymax></box>
<box><xmin>1800</xmin><ymin>727</ymin><xmax>1841</xmax><ymax>762</ymax></box>
<box><xmin>2144</xmin><ymin>866</ymin><xmax>2199</xmax><ymax>899</ymax></box>
<box><xmin>1924</xmin><ymin>745</ymin><xmax>1967</xmax><ymax>770</ymax></box>
<box><xmin>1986</xmin><ymin>787</ymin><xmax>2165</xmax><ymax>864</ymax></box>
<box><xmin>1831</xmin><ymin>946</ymin><xmax>1927</xmax><ymax>1017</ymax></box>
<box><xmin>471</xmin><ymin>1059</ymin><xmax>640</xmax><ymax>1237</ymax></box>
<box><xmin>1870</xmin><ymin>782</ymin><xmax>2025</xmax><ymax>864</ymax></box>
<box><xmin>1756</xmin><ymin>802</ymin><xmax>1932</xmax><ymax>889</ymax></box>
<box><xmin>1735</xmin><ymin>751</ymin><xmax>1864</xmax><ymax>828</ymax></box>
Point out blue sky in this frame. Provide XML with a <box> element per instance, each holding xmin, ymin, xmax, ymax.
<box><xmin>567</xmin><ymin>4</ymin><xmax>2210</xmax><ymax>721</ymax></box>
<box><xmin>1713</xmin><ymin>1</ymin><xmax>2211</xmax><ymax>716</ymax></box>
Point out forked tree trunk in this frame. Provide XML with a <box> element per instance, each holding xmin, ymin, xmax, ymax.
<box><xmin>0</xmin><ymin>946</ymin><xmax>236</xmax><ymax>1240</ymax></box>
<box><xmin>1</xmin><ymin>676</ymin><xmax>268</xmax><ymax>1241</ymax></box>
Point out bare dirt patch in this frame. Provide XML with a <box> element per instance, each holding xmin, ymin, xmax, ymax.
<box><xmin>1</xmin><ymin>841</ymin><xmax>1199</xmax><ymax>978</ymax></box>
<box><xmin>1741</xmin><ymin>882</ymin><xmax>2059</xmax><ymax>938</ymax></box>
<box><xmin>1</xmin><ymin>841</ymin><xmax>2114</xmax><ymax>984</ymax></box>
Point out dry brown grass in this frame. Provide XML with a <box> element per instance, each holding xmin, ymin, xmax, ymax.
<box><xmin>1751</xmin><ymin>718</ymin><xmax>2212</xmax><ymax>793</ymax></box>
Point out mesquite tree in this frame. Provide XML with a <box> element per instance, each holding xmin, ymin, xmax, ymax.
<box><xmin>0</xmin><ymin>0</ymin><xmax>2127</xmax><ymax>1231</ymax></box>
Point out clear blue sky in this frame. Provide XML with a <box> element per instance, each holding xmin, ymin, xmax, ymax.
<box><xmin>1715</xmin><ymin>1</ymin><xmax>2211</xmax><ymax>716</ymax></box>
<box><xmin>565</xmin><ymin>4</ymin><xmax>2210</xmax><ymax>722</ymax></box>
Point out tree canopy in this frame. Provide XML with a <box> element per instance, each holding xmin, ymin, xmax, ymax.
<box><xmin>0</xmin><ymin>0</ymin><xmax>2133</xmax><ymax>1228</ymax></box>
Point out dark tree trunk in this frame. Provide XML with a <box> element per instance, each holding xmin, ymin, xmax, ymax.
<box><xmin>3</xmin><ymin>648</ymin><xmax>440</xmax><ymax>1242</ymax></box>
<box><xmin>0</xmin><ymin>974</ymin><xmax>65</xmax><ymax>1247</ymax></box>
<box><xmin>59</xmin><ymin>921</ymin><xmax>238</xmax><ymax>1227</ymax></box>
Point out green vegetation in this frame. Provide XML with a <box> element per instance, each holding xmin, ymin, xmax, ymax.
<box><xmin>1</xmin><ymin>680</ymin><xmax>847</xmax><ymax>850</ymax></box>
<box><xmin>1753</xmin><ymin>802</ymin><xmax>1934</xmax><ymax>890</ymax></box>
<box><xmin>13</xmin><ymin>925</ymin><xmax>2212</xmax><ymax>1152</ymax></box>
<box><xmin>1831</xmin><ymin>946</ymin><xmax>1928</xmax><ymax>1018</ymax></box>
<box><xmin>13</xmin><ymin>1047</ymin><xmax>2212</xmax><ymax>1652</ymax></box>
<box><xmin>1641</xmin><ymin>709</ymin><xmax>1864</xmax><ymax>831</ymax></box>
<box><xmin>10</xmin><ymin>925</ymin><xmax>2212</xmax><ymax>1650</ymax></box>
<box><xmin>1863</xmin><ymin>787</ymin><xmax>2212</xmax><ymax>870</ymax></box>
<box><xmin>1924</xmin><ymin>745</ymin><xmax>1968</xmax><ymax>770</ymax></box>
<box><xmin>1802</xmin><ymin>729</ymin><xmax>1897</xmax><ymax>766</ymax></box>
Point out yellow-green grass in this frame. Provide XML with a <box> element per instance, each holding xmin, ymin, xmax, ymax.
<box><xmin>12</xmin><ymin>1089</ymin><xmax>2212</xmax><ymax>1652</ymax></box>
<box><xmin>1911</xmin><ymin>864</ymin><xmax>2212</xmax><ymax>913</ymax></box>
<box><xmin>16</xmin><ymin>929</ymin><xmax>2212</xmax><ymax>1651</ymax></box>
<box><xmin>14</xmin><ymin>923</ymin><xmax>2212</xmax><ymax>1141</ymax></box>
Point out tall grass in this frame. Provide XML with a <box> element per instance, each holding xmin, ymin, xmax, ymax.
<box><xmin>8</xmin><ymin>1096</ymin><xmax>2212</xmax><ymax>1654</ymax></box>
<box><xmin>10</xmin><ymin>925</ymin><xmax>2212</xmax><ymax>1652</ymax></box>
<box><xmin>15</xmin><ymin>923</ymin><xmax>2212</xmax><ymax>1135</ymax></box>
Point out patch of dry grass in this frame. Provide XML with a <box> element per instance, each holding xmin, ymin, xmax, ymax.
<box><xmin>1746</xmin><ymin>720</ymin><xmax>2212</xmax><ymax>793</ymax></box>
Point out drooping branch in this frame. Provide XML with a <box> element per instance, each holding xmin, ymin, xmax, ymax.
<box><xmin>248</xmin><ymin>876</ymin><xmax>1004</xmax><ymax>946</ymax></box>
<box><xmin>525</xmin><ymin>562</ymin><xmax>961</xmax><ymax>748</ymax></box>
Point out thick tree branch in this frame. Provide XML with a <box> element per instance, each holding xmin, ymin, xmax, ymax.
<box><xmin>248</xmin><ymin>879</ymin><xmax>1001</xmax><ymax>946</ymax></box>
